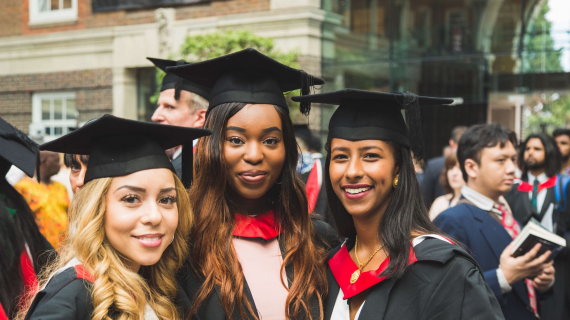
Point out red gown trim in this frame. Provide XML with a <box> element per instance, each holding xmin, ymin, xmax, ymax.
<box><xmin>75</xmin><ymin>265</ymin><xmax>95</xmax><ymax>283</ymax></box>
<box><xmin>233</xmin><ymin>210</ymin><xmax>282</xmax><ymax>240</ymax></box>
<box><xmin>306</xmin><ymin>160</ymin><xmax>321</xmax><ymax>213</ymax></box>
<box><xmin>328</xmin><ymin>243</ymin><xmax>417</xmax><ymax>299</ymax></box>
<box><xmin>518</xmin><ymin>176</ymin><xmax>557</xmax><ymax>193</ymax></box>
<box><xmin>0</xmin><ymin>301</ymin><xmax>7</xmax><ymax>320</ymax></box>
<box><xmin>20</xmin><ymin>250</ymin><xmax>38</xmax><ymax>291</ymax></box>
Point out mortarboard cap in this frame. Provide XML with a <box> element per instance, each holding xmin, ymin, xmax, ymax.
<box><xmin>165</xmin><ymin>48</ymin><xmax>324</xmax><ymax>116</ymax></box>
<box><xmin>40</xmin><ymin>114</ymin><xmax>212</xmax><ymax>188</ymax></box>
<box><xmin>293</xmin><ymin>89</ymin><xmax>454</xmax><ymax>160</ymax></box>
<box><xmin>147</xmin><ymin>57</ymin><xmax>211</xmax><ymax>101</ymax></box>
<box><xmin>0</xmin><ymin>117</ymin><xmax>39</xmax><ymax>178</ymax></box>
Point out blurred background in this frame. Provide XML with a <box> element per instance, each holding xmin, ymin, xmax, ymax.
<box><xmin>0</xmin><ymin>0</ymin><xmax>569</xmax><ymax>159</ymax></box>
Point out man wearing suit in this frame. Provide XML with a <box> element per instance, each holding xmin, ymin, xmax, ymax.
<box><xmin>421</xmin><ymin>126</ymin><xmax>466</xmax><ymax>206</ymax></box>
<box><xmin>435</xmin><ymin>124</ymin><xmax>555</xmax><ymax>320</ymax></box>
<box><xmin>504</xmin><ymin>133</ymin><xmax>567</xmax><ymax>320</ymax></box>
<box><xmin>148</xmin><ymin>57</ymin><xmax>210</xmax><ymax>180</ymax></box>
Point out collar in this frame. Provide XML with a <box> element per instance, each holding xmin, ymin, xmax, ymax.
<box><xmin>518</xmin><ymin>175</ymin><xmax>557</xmax><ymax>193</ymax></box>
<box><xmin>461</xmin><ymin>185</ymin><xmax>508</xmax><ymax>217</ymax></box>
<box><xmin>233</xmin><ymin>210</ymin><xmax>282</xmax><ymax>240</ymax></box>
<box><xmin>328</xmin><ymin>240</ymin><xmax>417</xmax><ymax>300</ymax></box>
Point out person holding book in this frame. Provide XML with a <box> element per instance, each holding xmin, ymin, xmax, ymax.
<box><xmin>503</xmin><ymin>133</ymin><xmax>568</xmax><ymax>320</ymax></box>
<box><xmin>435</xmin><ymin>124</ymin><xmax>555</xmax><ymax>320</ymax></box>
<box><xmin>293</xmin><ymin>90</ymin><xmax>503</xmax><ymax>320</ymax></box>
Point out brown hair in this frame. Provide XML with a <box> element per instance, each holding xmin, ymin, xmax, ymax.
<box><xmin>188</xmin><ymin>103</ymin><xmax>328</xmax><ymax>320</ymax></box>
<box><xmin>439</xmin><ymin>153</ymin><xmax>458</xmax><ymax>194</ymax></box>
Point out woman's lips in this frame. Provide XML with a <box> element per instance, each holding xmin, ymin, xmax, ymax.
<box><xmin>342</xmin><ymin>185</ymin><xmax>373</xmax><ymax>199</ymax></box>
<box><xmin>132</xmin><ymin>234</ymin><xmax>163</xmax><ymax>248</ymax></box>
<box><xmin>238</xmin><ymin>171</ymin><xmax>268</xmax><ymax>185</ymax></box>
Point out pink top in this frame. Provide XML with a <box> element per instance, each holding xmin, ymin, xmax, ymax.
<box><xmin>233</xmin><ymin>237</ymin><xmax>288</xmax><ymax>320</ymax></box>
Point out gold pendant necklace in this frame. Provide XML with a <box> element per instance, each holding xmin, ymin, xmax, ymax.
<box><xmin>350</xmin><ymin>236</ymin><xmax>384</xmax><ymax>284</ymax></box>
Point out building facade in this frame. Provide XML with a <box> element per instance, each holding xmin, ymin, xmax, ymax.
<box><xmin>1</xmin><ymin>0</ymin><xmax>569</xmax><ymax>158</ymax></box>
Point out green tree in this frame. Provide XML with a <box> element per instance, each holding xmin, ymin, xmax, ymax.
<box><xmin>523</xmin><ymin>0</ymin><xmax>564</xmax><ymax>73</ymax></box>
<box><xmin>150</xmin><ymin>30</ymin><xmax>302</xmax><ymax>118</ymax></box>
<box><xmin>525</xmin><ymin>94</ymin><xmax>570</xmax><ymax>134</ymax></box>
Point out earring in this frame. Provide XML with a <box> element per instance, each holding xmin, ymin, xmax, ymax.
<box><xmin>393</xmin><ymin>176</ymin><xmax>399</xmax><ymax>188</ymax></box>
<box><xmin>170</xmin><ymin>234</ymin><xmax>175</xmax><ymax>245</ymax></box>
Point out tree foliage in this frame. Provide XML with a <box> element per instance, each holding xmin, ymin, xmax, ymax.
<box><xmin>150</xmin><ymin>30</ymin><xmax>302</xmax><ymax>118</ymax></box>
<box><xmin>523</xmin><ymin>0</ymin><xmax>564</xmax><ymax>73</ymax></box>
<box><xmin>525</xmin><ymin>93</ymin><xmax>570</xmax><ymax>134</ymax></box>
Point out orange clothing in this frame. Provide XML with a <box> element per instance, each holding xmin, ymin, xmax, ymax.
<box><xmin>15</xmin><ymin>177</ymin><xmax>69</xmax><ymax>250</ymax></box>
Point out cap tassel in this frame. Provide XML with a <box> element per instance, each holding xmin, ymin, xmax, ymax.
<box><xmin>400</xmin><ymin>91</ymin><xmax>425</xmax><ymax>162</ymax></box>
<box><xmin>174</xmin><ymin>60</ymin><xmax>187</xmax><ymax>101</ymax></box>
<box><xmin>181</xmin><ymin>142</ymin><xmax>193</xmax><ymax>189</ymax></box>
<box><xmin>299</xmin><ymin>70</ymin><xmax>315</xmax><ymax>116</ymax></box>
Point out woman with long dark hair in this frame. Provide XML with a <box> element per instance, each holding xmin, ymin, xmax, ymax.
<box><xmin>293</xmin><ymin>90</ymin><xmax>503</xmax><ymax>320</ymax></box>
<box><xmin>0</xmin><ymin>117</ymin><xmax>55</xmax><ymax>320</ymax></box>
<box><xmin>168</xmin><ymin>49</ymin><xmax>338</xmax><ymax>320</ymax></box>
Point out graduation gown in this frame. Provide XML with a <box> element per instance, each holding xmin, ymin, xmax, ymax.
<box><xmin>177</xmin><ymin>218</ymin><xmax>340</xmax><ymax>320</ymax></box>
<box><xmin>24</xmin><ymin>267</ymin><xmax>94</xmax><ymax>320</ymax></box>
<box><xmin>324</xmin><ymin>237</ymin><xmax>504</xmax><ymax>320</ymax></box>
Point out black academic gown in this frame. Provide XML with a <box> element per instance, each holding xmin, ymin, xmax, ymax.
<box><xmin>178</xmin><ymin>219</ymin><xmax>340</xmax><ymax>320</ymax></box>
<box><xmin>324</xmin><ymin>238</ymin><xmax>505</xmax><ymax>320</ymax></box>
<box><xmin>300</xmin><ymin>158</ymin><xmax>334</xmax><ymax>229</ymax></box>
<box><xmin>504</xmin><ymin>182</ymin><xmax>569</xmax><ymax>320</ymax></box>
<box><xmin>24</xmin><ymin>268</ymin><xmax>94</xmax><ymax>320</ymax></box>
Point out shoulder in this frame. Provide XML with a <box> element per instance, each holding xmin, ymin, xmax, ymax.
<box><xmin>14</xmin><ymin>178</ymin><xmax>34</xmax><ymax>190</ymax></box>
<box><xmin>413</xmin><ymin>238</ymin><xmax>482</xmax><ymax>275</ymax></box>
<box><xmin>26</xmin><ymin>268</ymin><xmax>92</xmax><ymax>320</ymax></box>
<box><xmin>311</xmin><ymin>217</ymin><xmax>341</xmax><ymax>248</ymax></box>
<box><xmin>426</xmin><ymin>156</ymin><xmax>445</xmax><ymax>169</ymax></box>
<box><xmin>435</xmin><ymin>203</ymin><xmax>477</xmax><ymax>221</ymax></box>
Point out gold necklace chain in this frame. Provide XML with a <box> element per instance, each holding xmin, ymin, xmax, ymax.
<box><xmin>355</xmin><ymin>235</ymin><xmax>384</xmax><ymax>271</ymax></box>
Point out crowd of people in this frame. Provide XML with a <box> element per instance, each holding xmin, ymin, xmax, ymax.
<box><xmin>0</xmin><ymin>48</ymin><xmax>569</xmax><ymax>320</ymax></box>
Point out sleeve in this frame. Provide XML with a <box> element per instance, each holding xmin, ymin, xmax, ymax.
<box><xmin>422</xmin><ymin>261</ymin><xmax>505</xmax><ymax>320</ymax></box>
<box><xmin>26</xmin><ymin>280</ymin><xmax>92</xmax><ymax>320</ymax></box>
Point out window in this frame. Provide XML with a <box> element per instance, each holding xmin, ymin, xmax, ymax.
<box><xmin>29</xmin><ymin>0</ymin><xmax>78</xmax><ymax>25</ymax></box>
<box><xmin>31</xmin><ymin>93</ymin><xmax>77</xmax><ymax>138</ymax></box>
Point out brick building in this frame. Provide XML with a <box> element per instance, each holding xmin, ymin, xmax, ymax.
<box><xmin>0</xmin><ymin>0</ymin><xmax>331</xmax><ymax>139</ymax></box>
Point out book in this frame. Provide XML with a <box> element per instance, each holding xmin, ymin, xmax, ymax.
<box><xmin>511</xmin><ymin>219</ymin><xmax>566</xmax><ymax>260</ymax></box>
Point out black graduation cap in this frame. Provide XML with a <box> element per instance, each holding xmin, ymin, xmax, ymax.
<box><xmin>165</xmin><ymin>48</ymin><xmax>324</xmax><ymax>116</ymax></box>
<box><xmin>39</xmin><ymin>114</ymin><xmax>212</xmax><ymax>188</ymax></box>
<box><xmin>147</xmin><ymin>57</ymin><xmax>211</xmax><ymax>101</ymax></box>
<box><xmin>0</xmin><ymin>117</ymin><xmax>39</xmax><ymax>178</ymax></box>
<box><xmin>292</xmin><ymin>89</ymin><xmax>454</xmax><ymax>160</ymax></box>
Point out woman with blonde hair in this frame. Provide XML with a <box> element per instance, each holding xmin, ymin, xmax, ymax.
<box><xmin>21</xmin><ymin>115</ymin><xmax>211</xmax><ymax>320</ymax></box>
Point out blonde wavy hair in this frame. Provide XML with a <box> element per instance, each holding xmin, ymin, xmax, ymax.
<box><xmin>20</xmin><ymin>172</ymin><xmax>191</xmax><ymax>320</ymax></box>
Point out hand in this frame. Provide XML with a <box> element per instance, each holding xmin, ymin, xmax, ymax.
<box><xmin>499</xmin><ymin>242</ymin><xmax>551</xmax><ymax>285</ymax></box>
<box><xmin>533</xmin><ymin>264</ymin><xmax>555</xmax><ymax>292</ymax></box>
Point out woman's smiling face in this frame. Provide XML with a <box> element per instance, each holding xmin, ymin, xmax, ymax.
<box><xmin>104</xmin><ymin>168</ymin><xmax>179</xmax><ymax>272</ymax></box>
<box><xmin>329</xmin><ymin>138</ymin><xmax>398</xmax><ymax>218</ymax></box>
<box><xmin>223</xmin><ymin>104</ymin><xmax>286</xmax><ymax>200</ymax></box>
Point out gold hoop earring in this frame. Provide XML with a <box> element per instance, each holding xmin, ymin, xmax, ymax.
<box><xmin>393</xmin><ymin>176</ymin><xmax>399</xmax><ymax>188</ymax></box>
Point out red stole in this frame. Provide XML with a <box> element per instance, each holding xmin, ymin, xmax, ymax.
<box><xmin>233</xmin><ymin>210</ymin><xmax>282</xmax><ymax>240</ymax></box>
<box><xmin>517</xmin><ymin>175</ymin><xmax>557</xmax><ymax>193</ymax></box>
<box><xmin>328</xmin><ymin>243</ymin><xmax>417</xmax><ymax>299</ymax></box>
<box><xmin>306</xmin><ymin>159</ymin><xmax>322</xmax><ymax>213</ymax></box>
<box><xmin>75</xmin><ymin>265</ymin><xmax>95</xmax><ymax>282</ymax></box>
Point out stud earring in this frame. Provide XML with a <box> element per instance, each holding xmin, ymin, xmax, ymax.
<box><xmin>393</xmin><ymin>176</ymin><xmax>399</xmax><ymax>188</ymax></box>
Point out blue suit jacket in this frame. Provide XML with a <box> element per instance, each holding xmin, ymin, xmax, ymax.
<box><xmin>434</xmin><ymin>203</ymin><xmax>538</xmax><ymax>320</ymax></box>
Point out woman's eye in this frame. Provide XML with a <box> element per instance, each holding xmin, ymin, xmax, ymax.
<box><xmin>159</xmin><ymin>196</ymin><xmax>178</xmax><ymax>205</ymax></box>
<box><xmin>264</xmin><ymin>137</ymin><xmax>280</xmax><ymax>145</ymax></box>
<box><xmin>121</xmin><ymin>195</ymin><xmax>141</xmax><ymax>204</ymax></box>
<box><xmin>364</xmin><ymin>153</ymin><xmax>380</xmax><ymax>159</ymax></box>
<box><xmin>332</xmin><ymin>154</ymin><xmax>348</xmax><ymax>160</ymax></box>
<box><xmin>70</xmin><ymin>165</ymin><xmax>80</xmax><ymax>172</ymax></box>
<box><xmin>228</xmin><ymin>137</ymin><xmax>244</xmax><ymax>145</ymax></box>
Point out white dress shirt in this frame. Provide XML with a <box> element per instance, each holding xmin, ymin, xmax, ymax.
<box><xmin>526</xmin><ymin>172</ymin><xmax>555</xmax><ymax>232</ymax></box>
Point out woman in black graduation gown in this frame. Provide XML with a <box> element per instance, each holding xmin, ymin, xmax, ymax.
<box><xmin>167</xmin><ymin>48</ymin><xmax>339</xmax><ymax>320</ymax></box>
<box><xmin>293</xmin><ymin>90</ymin><xmax>504</xmax><ymax>320</ymax></box>
<box><xmin>21</xmin><ymin>115</ymin><xmax>211</xmax><ymax>320</ymax></box>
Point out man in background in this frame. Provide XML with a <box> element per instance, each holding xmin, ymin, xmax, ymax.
<box><xmin>15</xmin><ymin>150</ymin><xmax>69</xmax><ymax>250</ymax></box>
<box><xmin>435</xmin><ymin>124</ymin><xmax>555</xmax><ymax>320</ymax></box>
<box><xmin>421</xmin><ymin>126</ymin><xmax>467</xmax><ymax>206</ymax></box>
<box><xmin>148</xmin><ymin>58</ymin><xmax>210</xmax><ymax>179</ymax></box>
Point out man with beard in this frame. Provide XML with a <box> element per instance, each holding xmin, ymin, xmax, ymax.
<box><xmin>505</xmin><ymin>133</ymin><xmax>567</xmax><ymax>320</ymax></box>
<box><xmin>554</xmin><ymin>129</ymin><xmax>570</xmax><ymax>176</ymax></box>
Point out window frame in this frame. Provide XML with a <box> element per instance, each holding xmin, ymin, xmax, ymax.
<box><xmin>32</xmin><ymin>92</ymin><xmax>78</xmax><ymax>138</ymax></box>
<box><xmin>29</xmin><ymin>0</ymin><xmax>78</xmax><ymax>26</ymax></box>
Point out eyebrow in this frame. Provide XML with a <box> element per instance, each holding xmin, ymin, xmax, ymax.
<box><xmin>160</xmin><ymin>187</ymin><xmax>176</xmax><ymax>193</ymax></box>
<box><xmin>227</xmin><ymin>126</ymin><xmax>246</xmax><ymax>132</ymax></box>
<box><xmin>262</xmin><ymin>127</ymin><xmax>282</xmax><ymax>133</ymax></box>
<box><xmin>114</xmin><ymin>185</ymin><xmax>146</xmax><ymax>193</ymax></box>
<box><xmin>331</xmin><ymin>146</ymin><xmax>383</xmax><ymax>152</ymax></box>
